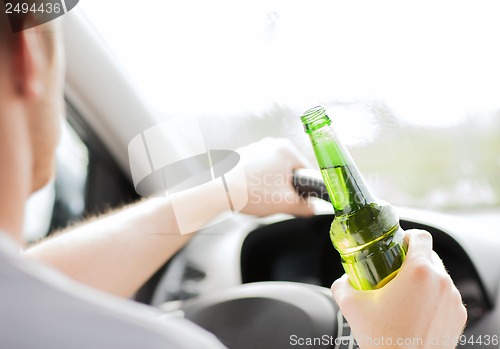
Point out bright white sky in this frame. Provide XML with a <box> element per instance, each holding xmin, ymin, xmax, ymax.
<box><xmin>81</xmin><ymin>0</ymin><xmax>500</xmax><ymax>127</ymax></box>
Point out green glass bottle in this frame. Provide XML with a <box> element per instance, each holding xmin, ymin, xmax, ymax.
<box><xmin>300</xmin><ymin>106</ymin><xmax>407</xmax><ymax>290</ymax></box>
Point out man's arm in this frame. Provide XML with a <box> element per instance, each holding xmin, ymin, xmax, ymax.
<box><xmin>25</xmin><ymin>138</ymin><xmax>314</xmax><ymax>298</ymax></box>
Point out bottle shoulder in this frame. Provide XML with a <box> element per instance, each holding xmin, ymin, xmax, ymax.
<box><xmin>330</xmin><ymin>201</ymin><xmax>400</xmax><ymax>243</ymax></box>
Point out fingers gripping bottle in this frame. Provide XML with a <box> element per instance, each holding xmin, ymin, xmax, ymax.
<box><xmin>300</xmin><ymin>106</ymin><xmax>406</xmax><ymax>290</ymax></box>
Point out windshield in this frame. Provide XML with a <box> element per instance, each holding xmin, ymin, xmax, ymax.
<box><xmin>81</xmin><ymin>1</ymin><xmax>500</xmax><ymax>212</ymax></box>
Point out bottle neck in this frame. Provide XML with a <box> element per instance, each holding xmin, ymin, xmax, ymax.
<box><xmin>301</xmin><ymin>107</ymin><xmax>375</xmax><ymax>215</ymax></box>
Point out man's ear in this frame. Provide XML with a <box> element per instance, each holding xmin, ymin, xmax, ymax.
<box><xmin>11</xmin><ymin>26</ymin><xmax>45</xmax><ymax>99</ymax></box>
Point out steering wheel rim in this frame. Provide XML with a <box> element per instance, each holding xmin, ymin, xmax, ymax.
<box><xmin>174</xmin><ymin>282</ymin><xmax>343</xmax><ymax>349</ymax></box>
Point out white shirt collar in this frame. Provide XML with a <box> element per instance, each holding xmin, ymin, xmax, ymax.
<box><xmin>0</xmin><ymin>231</ymin><xmax>23</xmax><ymax>255</ymax></box>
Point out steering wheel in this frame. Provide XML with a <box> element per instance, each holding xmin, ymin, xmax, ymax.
<box><xmin>178</xmin><ymin>282</ymin><xmax>343</xmax><ymax>349</ymax></box>
<box><xmin>159</xmin><ymin>171</ymin><xmax>347</xmax><ymax>348</ymax></box>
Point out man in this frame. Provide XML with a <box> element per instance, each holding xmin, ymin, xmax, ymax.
<box><xmin>0</xmin><ymin>7</ymin><xmax>314</xmax><ymax>348</ymax></box>
<box><xmin>0</xmin><ymin>6</ymin><xmax>466</xmax><ymax>349</ymax></box>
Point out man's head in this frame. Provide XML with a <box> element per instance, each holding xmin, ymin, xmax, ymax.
<box><xmin>0</xmin><ymin>3</ymin><xmax>65</xmax><ymax>194</ymax></box>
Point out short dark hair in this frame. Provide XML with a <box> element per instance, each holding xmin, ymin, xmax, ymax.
<box><xmin>1</xmin><ymin>1</ymin><xmax>58</xmax><ymax>34</ymax></box>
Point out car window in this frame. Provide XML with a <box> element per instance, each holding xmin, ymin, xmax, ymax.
<box><xmin>80</xmin><ymin>1</ymin><xmax>500</xmax><ymax>212</ymax></box>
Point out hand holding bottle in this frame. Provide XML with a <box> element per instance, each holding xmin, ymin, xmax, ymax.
<box><xmin>331</xmin><ymin>229</ymin><xmax>467</xmax><ymax>349</ymax></box>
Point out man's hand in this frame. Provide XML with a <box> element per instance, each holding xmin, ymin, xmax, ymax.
<box><xmin>231</xmin><ymin>138</ymin><xmax>315</xmax><ymax>218</ymax></box>
<box><xmin>331</xmin><ymin>230</ymin><xmax>467</xmax><ymax>349</ymax></box>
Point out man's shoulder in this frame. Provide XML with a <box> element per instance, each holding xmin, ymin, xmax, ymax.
<box><xmin>0</xmin><ymin>241</ymin><xmax>225</xmax><ymax>349</ymax></box>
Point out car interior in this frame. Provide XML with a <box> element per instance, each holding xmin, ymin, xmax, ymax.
<box><xmin>23</xmin><ymin>2</ymin><xmax>500</xmax><ymax>348</ymax></box>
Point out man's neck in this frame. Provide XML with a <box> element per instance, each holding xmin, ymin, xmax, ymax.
<box><xmin>0</xmin><ymin>102</ymin><xmax>33</xmax><ymax>247</ymax></box>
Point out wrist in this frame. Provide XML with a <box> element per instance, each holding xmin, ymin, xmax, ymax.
<box><xmin>168</xmin><ymin>177</ymin><xmax>234</xmax><ymax>235</ymax></box>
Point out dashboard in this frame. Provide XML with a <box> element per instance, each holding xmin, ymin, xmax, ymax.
<box><xmin>241</xmin><ymin>214</ymin><xmax>489</xmax><ymax>326</ymax></box>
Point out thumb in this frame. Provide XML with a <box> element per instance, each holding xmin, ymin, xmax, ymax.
<box><xmin>404</xmin><ymin>229</ymin><xmax>433</xmax><ymax>263</ymax></box>
<box><xmin>331</xmin><ymin>274</ymin><xmax>351</xmax><ymax>306</ymax></box>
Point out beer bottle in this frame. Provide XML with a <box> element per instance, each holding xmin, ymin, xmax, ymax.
<box><xmin>300</xmin><ymin>106</ymin><xmax>406</xmax><ymax>290</ymax></box>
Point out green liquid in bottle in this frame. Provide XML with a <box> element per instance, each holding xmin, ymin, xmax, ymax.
<box><xmin>321</xmin><ymin>166</ymin><xmax>407</xmax><ymax>289</ymax></box>
<box><xmin>302</xmin><ymin>106</ymin><xmax>407</xmax><ymax>290</ymax></box>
